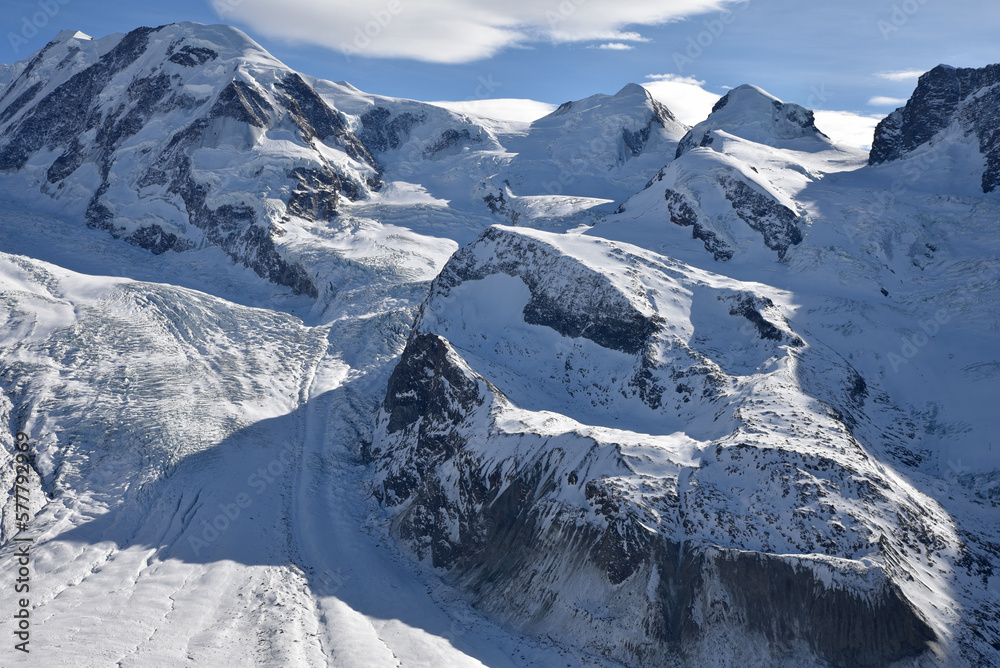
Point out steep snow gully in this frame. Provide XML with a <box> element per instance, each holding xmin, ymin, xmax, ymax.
<box><xmin>0</xmin><ymin>23</ymin><xmax>998</xmax><ymax>668</ymax></box>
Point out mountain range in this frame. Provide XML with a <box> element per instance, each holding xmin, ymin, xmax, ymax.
<box><xmin>0</xmin><ymin>23</ymin><xmax>997</xmax><ymax>667</ymax></box>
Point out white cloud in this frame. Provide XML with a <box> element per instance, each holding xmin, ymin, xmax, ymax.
<box><xmin>645</xmin><ymin>73</ymin><xmax>703</xmax><ymax>84</ymax></box>
<box><xmin>429</xmin><ymin>98</ymin><xmax>557</xmax><ymax>122</ymax></box>
<box><xmin>211</xmin><ymin>0</ymin><xmax>738</xmax><ymax>64</ymax></box>
<box><xmin>867</xmin><ymin>96</ymin><xmax>907</xmax><ymax>107</ymax></box>
<box><xmin>590</xmin><ymin>42</ymin><xmax>634</xmax><ymax>50</ymax></box>
<box><xmin>875</xmin><ymin>69</ymin><xmax>925</xmax><ymax>82</ymax></box>
<box><xmin>813</xmin><ymin>110</ymin><xmax>883</xmax><ymax>150</ymax></box>
<box><xmin>612</xmin><ymin>32</ymin><xmax>651</xmax><ymax>43</ymax></box>
<box><xmin>641</xmin><ymin>74</ymin><xmax>721</xmax><ymax>125</ymax></box>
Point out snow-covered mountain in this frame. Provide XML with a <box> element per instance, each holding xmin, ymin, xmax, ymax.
<box><xmin>0</xmin><ymin>23</ymin><xmax>997</xmax><ymax>668</ymax></box>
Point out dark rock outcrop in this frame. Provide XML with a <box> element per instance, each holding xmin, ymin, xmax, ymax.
<box><xmin>134</xmin><ymin>115</ymin><xmax>317</xmax><ymax>295</ymax></box>
<box><xmin>358</xmin><ymin>106</ymin><xmax>425</xmax><ymax>153</ymax></box>
<box><xmin>210</xmin><ymin>79</ymin><xmax>272</xmax><ymax>127</ymax></box>
<box><xmin>869</xmin><ymin>63</ymin><xmax>1000</xmax><ymax>192</ymax></box>
<box><xmin>0</xmin><ymin>26</ymin><xmax>159</xmax><ymax>172</ymax></box>
<box><xmin>661</xmin><ymin>173</ymin><xmax>802</xmax><ymax>261</ymax></box>
<box><xmin>623</xmin><ymin>98</ymin><xmax>680</xmax><ymax>157</ymax></box>
<box><xmin>167</xmin><ymin>44</ymin><xmax>218</xmax><ymax>67</ymax></box>
<box><xmin>286</xmin><ymin>167</ymin><xmax>341</xmax><ymax>221</ymax></box>
<box><xmin>719</xmin><ymin>175</ymin><xmax>803</xmax><ymax>259</ymax></box>
<box><xmin>275</xmin><ymin>73</ymin><xmax>377</xmax><ymax>169</ymax></box>
<box><xmin>665</xmin><ymin>188</ymin><xmax>734</xmax><ymax>261</ymax></box>
<box><xmin>424</xmin><ymin>127</ymin><xmax>480</xmax><ymax>157</ymax></box>
<box><xmin>724</xmin><ymin>292</ymin><xmax>804</xmax><ymax>346</ymax></box>
<box><xmin>482</xmin><ymin>186</ymin><xmax>520</xmax><ymax>224</ymax></box>
<box><xmin>435</xmin><ymin>226</ymin><xmax>659</xmax><ymax>355</ymax></box>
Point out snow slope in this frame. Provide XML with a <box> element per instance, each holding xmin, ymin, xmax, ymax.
<box><xmin>372</xmin><ymin>225</ymin><xmax>996</xmax><ymax>667</ymax></box>
<box><xmin>0</xmin><ymin>23</ymin><xmax>997</xmax><ymax>668</ymax></box>
<box><xmin>0</xmin><ymin>208</ymin><xmax>628</xmax><ymax>667</ymax></box>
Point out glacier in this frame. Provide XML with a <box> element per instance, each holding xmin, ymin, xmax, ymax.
<box><xmin>0</xmin><ymin>22</ymin><xmax>997</xmax><ymax>668</ymax></box>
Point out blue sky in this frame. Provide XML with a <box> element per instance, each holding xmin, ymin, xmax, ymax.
<box><xmin>4</xmin><ymin>0</ymin><xmax>1000</xmax><ymax>143</ymax></box>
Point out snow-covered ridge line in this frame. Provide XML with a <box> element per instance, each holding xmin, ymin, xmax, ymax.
<box><xmin>371</xmin><ymin>225</ymin><xmax>964</xmax><ymax>667</ymax></box>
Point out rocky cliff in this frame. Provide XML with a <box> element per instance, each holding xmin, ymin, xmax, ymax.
<box><xmin>869</xmin><ymin>63</ymin><xmax>1000</xmax><ymax>193</ymax></box>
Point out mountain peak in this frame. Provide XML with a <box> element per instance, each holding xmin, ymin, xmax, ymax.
<box><xmin>869</xmin><ymin>61</ymin><xmax>1000</xmax><ymax>192</ymax></box>
<box><xmin>52</xmin><ymin>29</ymin><xmax>93</xmax><ymax>42</ymax></box>
<box><xmin>711</xmin><ymin>84</ymin><xmax>781</xmax><ymax>111</ymax></box>
<box><xmin>613</xmin><ymin>82</ymin><xmax>652</xmax><ymax>99</ymax></box>
<box><xmin>676</xmin><ymin>84</ymin><xmax>828</xmax><ymax>157</ymax></box>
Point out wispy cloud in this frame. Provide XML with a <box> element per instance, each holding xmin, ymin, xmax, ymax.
<box><xmin>613</xmin><ymin>32</ymin><xmax>651</xmax><ymax>43</ymax></box>
<box><xmin>590</xmin><ymin>42</ymin><xmax>633</xmax><ymax>50</ymax></box>
<box><xmin>867</xmin><ymin>96</ymin><xmax>907</xmax><ymax>106</ymax></box>
<box><xmin>874</xmin><ymin>69</ymin><xmax>925</xmax><ymax>82</ymax></box>
<box><xmin>211</xmin><ymin>0</ymin><xmax>739</xmax><ymax>64</ymax></box>
<box><xmin>645</xmin><ymin>73</ymin><xmax>705</xmax><ymax>85</ymax></box>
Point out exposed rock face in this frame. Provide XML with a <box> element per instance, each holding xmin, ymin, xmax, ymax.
<box><xmin>275</xmin><ymin>73</ymin><xmax>377</xmax><ymax>170</ymax></box>
<box><xmin>358</xmin><ymin>106</ymin><xmax>425</xmax><ymax>153</ymax></box>
<box><xmin>0</xmin><ymin>27</ymin><xmax>160</xmax><ymax>173</ymax></box>
<box><xmin>725</xmin><ymin>292</ymin><xmax>803</xmax><ymax>345</ymax></box>
<box><xmin>424</xmin><ymin>127</ymin><xmax>481</xmax><ymax>157</ymax></box>
<box><xmin>286</xmin><ymin>167</ymin><xmax>342</xmax><ymax>222</ymax></box>
<box><xmin>0</xmin><ymin>24</ymin><xmax>379</xmax><ymax>295</ymax></box>
<box><xmin>664</xmin><ymin>187</ymin><xmax>733</xmax><ymax>261</ymax></box>
<box><xmin>623</xmin><ymin>97</ymin><xmax>681</xmax><ymax>157</ymax></box>
<box><xmin>719</xmin><ymin>175</ymin><xmax>803</xmax><ymax>259</ymax></box>
<box><xmin>167</xmin><ymin>44</ymin><xmax>217</xmax><ymax>67</ymax></box>
<box><xmin>651</xmin><ymin>152</ymin><xmax>804</xmax><ymax>261</ymax></box>
<box><xmin>869</xmin><ymin>63</ymin><xmax>1000</xmax><ymax>192</ymax></box>
<box><xmin>432</xmin><ymin>226</ymin><xmax>660</xmax><ymax>354</ymax></box>
<box><xmin>482</xmin><ymin>186</ymin><xmax>520</xmax><ymax>224</ymax></box>
<box><xmin>370</xmin><ymin>225</ymin><xmax>946</xmax><ymax>667</ymax></box>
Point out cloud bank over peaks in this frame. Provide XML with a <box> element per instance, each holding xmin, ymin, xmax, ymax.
<box><xmin>211</xmin><ymin>0</ymin><xmax>738</xmax><ymax>63</ymax></box>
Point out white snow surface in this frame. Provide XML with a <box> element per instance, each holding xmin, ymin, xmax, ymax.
<box><xmin>0</xmin><ymin>21</ymin><xmax>997</xmax><ymax>668</ymax></box>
